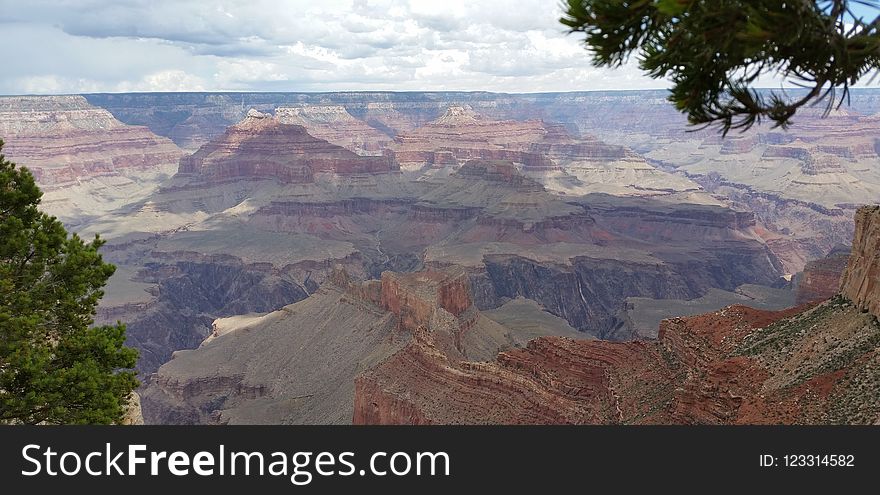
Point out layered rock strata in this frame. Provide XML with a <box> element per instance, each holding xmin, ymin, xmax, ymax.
<box><xmin>178</xmin><ymin>110</ymin><xmax>396</xmax><ymax>184</ymax></box>
<box><xmin>353</xmin><ymin>208</ymin><xmax>880</xmax><ymax>424</ymax></box>
<box><xmin>355</xmin><ymin>298</ymin><xmax>880</xmax><ymax>424</ymax></box>
<box><xmin>141</xmin><ymin>269</ymin><xmax>406</xmax><ymax>425</ymax></box>
<box><xmin>275</xmin><ymin>105</ymin><xmax>392</xmax><ymax>155</ymax></box>
<box><xmin>0</xmin><ymin>95</ymin><xmax>183</xmax><ymax>221</ymax></box>
<box><xmin>142</xmin><ymin>267</ymin><xmax>577</xmax><ymax>423</ymax></box>
<box><xmin>794</xmin><ymin>245</ymin><xmax>850</xmax><ymax>304</ymax></box>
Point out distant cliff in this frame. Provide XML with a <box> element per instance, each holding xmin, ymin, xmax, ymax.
<box><xmin>794</xmin><ymin>244</ymin><xmax>850</xmax><ymax>305</ymax></box>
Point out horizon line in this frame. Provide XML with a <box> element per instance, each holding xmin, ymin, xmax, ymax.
<box><xmin>5</xmin><ymin>87</ymin><xmax>880</xmax><ymax>98</ymax></box>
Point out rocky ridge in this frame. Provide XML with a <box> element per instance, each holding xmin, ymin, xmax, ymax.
<box><xmin>353</xmin><ymin>207</ymin><xmax>880</xmax><ymax>424</ymax></box>
<box><xmin>142</xmin><ymin>267</ymin><xmax>579</xmax><ymax>423</ymax></box>
<box><xmin>275</xmin><ymin>105</ymin><xmax>392</xmax><ymax>155</ymax></box>
<box><xmin>794</xmin><ymin>244</ymin><xmax>850</xmax><ymax>305</ymax></box>
<box><xmin>0</xmin><ymin>95</ymin><xmax>183</xmax><ymax>222</ymax></box>
<box><xmin>178</xmin><ymin>110</ymin><xmax>397</xmax><ymax>184</ymax></box>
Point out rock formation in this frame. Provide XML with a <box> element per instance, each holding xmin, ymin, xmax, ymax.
<box><xmin>794</xmin><ymin>245</ymin><xmax>850</xmax><ymax>304</ymax></box>
<box><xmin>142</xmin><ymin>266</ymin><xmax>581</xmax><ymax>423</ymax></box>
<box><xmin>356</xmin><ymin>297</ymin><xmax>879</xmax><ymax>425</ymax></box>
<box><xmin>353</xmin><ymin>207</ymin><xmax>880</xmax><ymax>424</ymax></box>
<box><xmin>121</xmin><ymin>393</ymin><xmax>145</xmax><ymax>425</ymax></box>
<box><xmin>840</xmin><ymin>205</ymin><xmax>880</xmax><ymax>314</ymax></box>
<box><xmin>141</xmin><ymin>270</ymin><xmax>408</xmax><ymax>425</ymax></box>
<box><xmin>387</xmin><ymin>104</ymin><xmax>706</xmax><ymax>202</ymax></box>
<box><xmin>178</xmin><ymin>109</ymin><xmax>397</xmax><ymax>184</ymax></box>
<box><xmin>275</xmin><ymin>105</ymin><xmax>392</xmax><ymax>155</ymax></box>
<box><xmin>78</xmin><ymin>90</ymin><xmax>880</xmax><ymax>274</ymax></box>
<box><xmin>0</xmin><ymin>95</ymin><xmax>183</xmax><ymax>222</ymax></box>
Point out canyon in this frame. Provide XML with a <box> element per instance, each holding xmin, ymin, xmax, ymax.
<box><xmin>144</xmin><ymin>207</ymin><xmax>879</xmax><ymax>425</ymax></box>
<box><xmin>2</xmin><ymin>90</ymin><xmax>878</xmax><ymax>424</ymax></box>
<box><xmin>352</xmin><ymin>207</ymin><xmax>880</xmax><ymax>425</ymax></box>
<box><xmin>69</xmin><ymin>102</ymin><xmax>785</xmax><ymax>381</ymax></box>
<box><xmin>80</xmin><ymin>90</ymin><xmax>880</xmax><ymax>273</ymax></box>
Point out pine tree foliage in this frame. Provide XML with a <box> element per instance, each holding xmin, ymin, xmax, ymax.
<box><xmin>0</xmin><ymin>140</ymin><xmax>138</xmax><ymax>425</ymax></box>
<box><xmin>561</xmin><ymin>0</ymin><xmax>880</xmax><ymax>133</ymax></box>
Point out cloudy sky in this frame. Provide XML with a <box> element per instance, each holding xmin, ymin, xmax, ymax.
<box><xmin>2</xmin><ymin>1</ymin><xmax>878</xmax><ymax>95</ymax></box>
<box><xmin>0</xmin><ymin>0</ymin><xmax>664</xmax><ymax>94</ymax></box>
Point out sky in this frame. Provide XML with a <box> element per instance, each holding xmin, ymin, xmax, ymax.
<box><xmin>1</xmin><ymin>0</ymin><xmax>878</xmax><ymax>95</ymax></box>
<box><xmin>0</xmin><ymin>0</ymin><xmax>662</xmax><ymax>94</ymax></box>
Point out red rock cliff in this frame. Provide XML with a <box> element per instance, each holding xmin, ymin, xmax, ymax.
<box><xmin>0</xmin><ymin>95</ymin><xmax>182</xmax><ymax>186</ymax></box>
<box><xmin>355</xmin><ymin>262</ymin><xmax>880</xmax><ymax>424</ymax></box>
<box><xmin>178</xmin><ymin>110</ymin><xmax>397</xmax><ymax>183</ymax></box>
<box><xmin>380</xmin><ymin>269</ymin><xmax>472</xmax><ymax>333</ymax></box>
<box><xmin>795</xmin><ymin>245</ymin><xmax>849</xmax><ymax>304</ymax></box>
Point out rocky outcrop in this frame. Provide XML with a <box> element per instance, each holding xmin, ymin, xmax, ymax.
<box><xmin>275</xmin><ymin>105</ymin><xmax>392</xmax><ymax>155</ymax></box>
<box><xmin>0</xmin><ymin>95</ymin><xmax>183</xmax><ymax>221</ymax></box>
<box><xmin>388</xmin><ymin>105</ymin><xmax>548</xmax><ymax>170</ymax></box>
<box><xmin>355</xmin><ymin>298</ymin><xmax>880</xmax><ymax>424</ymax></box>
<box><xmin>178</xmin><ymin>110</ymin><xmax>397</xmax><ymax>184</ymax></box>
<box><xmin>143</xmin><ymin>263</ymin><xmax>606</xmax><ymax>424</ymax></box>
<box><xmin>121</xmin><ymin>393</ymin><xmax>144</xmax><ymax>425</ymax></box>
<box><xmin>0</xmin><ymin>96</ymin><xmax>182</xmax><ymax>185</ymax></box>
<box><xmin>840</xmin><ymin>205</ymin><xmax>880</xmax><ymax>315</ymax></box>
<box><xmin>355</xmin><ymin>208</ymin><xmax>880</xmax><ymax>425</ymax></box>
<box><xmin>141</xmin><ymin>275</ymin><xmax>409</xmax><ymax>425</ymax></box>
<box><xmin>794</xmin><ymin>245</ymin><xmax>850</xmax><ymax>304</ymax></box>
<box><xmin>381</xmin><ymin>269</ymin><xmax>472</xmax><ymax>332</ymax></box>
<box><xmin>454</xmin><ymin>160</ymin><xmax>545</xmax><ymax>191</ymax></box>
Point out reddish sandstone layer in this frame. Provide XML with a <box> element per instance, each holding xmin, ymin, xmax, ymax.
<box><xmin>178</xmin><ymin>110</ymin><xmax>397</xmax><ymax>183</ymax></box>
<box><xmin>380</xmin><ymin>269</ymin><xmax>472</xmax><ymax>333</ymax></box>
<box><xmin>354</xmin><ymin>209</ymin><xmax>880</xmax><ymax>425</ymax></box>
<box><xmin>0</xmin><ymin>95</ymin><xmax>182</xmax><ymax>186</ymax></box>
<box><xmin>355</xmin><ymin>299</ymin><xmax>880</xmax><ymax>424</ymax></box>
<box><xmin>795</xmin><ymin>245</ymin><xmax>849</xmax><ymax>304</ymax></box>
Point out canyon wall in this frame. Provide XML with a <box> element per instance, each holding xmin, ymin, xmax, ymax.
<box><xmin>354</xmin><ymin>206</ymin><xmax>880</xmax><ymax>425</ymax></box>
<box><xmin>73</xmin><ymin>91</ymin><xmax>880</xmax><ymax>275</ymax></box>
<box><xmin>840</xmin><ymin>205</ymin><xmax>880</xmax><ymax>315</ymax></box>
<box><xmin>355</xmin><ymin>297</ymin><xmax>880</xmax><ymax>424</ymax></box>
<box><xmin>0</xmin><ymin>95</ymin><xmax>184</xmax><ymax>222</ymax></box>
<box><xmin>794</xmin><ymin>244</ymin><xmax>850</xmax><ymax>304</ymax></box>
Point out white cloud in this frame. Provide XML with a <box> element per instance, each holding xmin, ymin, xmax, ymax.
<box><xmin>119</xmin><ymin>71</ymin><xmax>209</xmax><ymax>92</ymax></box>
<box><xmin>0</xmin><ymin>0</ymin><xmax>666</xmax><ymax>94</ymax></box>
